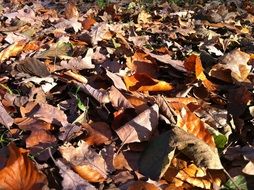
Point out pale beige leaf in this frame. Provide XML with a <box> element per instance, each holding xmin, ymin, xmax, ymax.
<box><xmin>56</xmin><ymin>159</ymin><xmax>97</xmax><ymax>190</ymax></box>
<box><xmin>0</xmin><ymin>102</ymin><xmax>13</xmax><ymax>129</ymax></box>
<box><xmin>209</xmin><ymin>49</ymin><xmax>251</xmax><ymax>82</ymax></box>
<box><xmin>116</xmin><ymin>104</ymin><xmax>159</xmax><ymax>143</ymax></box>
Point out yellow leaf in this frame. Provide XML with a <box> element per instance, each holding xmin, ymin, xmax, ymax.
<box><xmin>0</xmin><ymin>40</ymin><xmax>27</xmax><ymax>63</ymax></box>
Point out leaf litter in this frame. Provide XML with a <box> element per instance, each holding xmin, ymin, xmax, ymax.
<box><xmin>0</xmin><ymin>0</ymin><xmax>254</xmax><ymax>189</ymax></box>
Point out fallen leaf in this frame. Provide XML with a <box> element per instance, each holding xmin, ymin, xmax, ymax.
<box><xmin>228</xmin><ymin>87</ymin><xmax>252</xmax><ymax>117</ymax></box>
<box><xmin>137</xmin><ymin>10</ymin><xmax>152</xmax><ymax>24</ymax></box>
<box><xmin>82</xmin><ymin>16</ymin><xmax>97</xmax><ymax>30</ymax></box>
<box><xmin>65</xmin><ymin>1</ymin><xmax>79</xmax><ymax>20</ymax></box>
<box><xmin>169</xmin><ymin>126</ymin><xmax>223</xmax><ymax>169</ymax></box>
<box><xmin>0</xmin><ymin>40</ymin><xmax>27</xmax><ymax>63</ymax></box>
<box><xmin>56</xmin><ymin>159</ymin><xmax>97</xmax><ymax>190</ymax></box>
<box><xmin>20</xmin><ymin>102</ymin><xmax>68</xmax><ymax>126</ymax></box>
<box><xmin>126</xmin><ymin>50</ymin><xmax>158</xmax><ymax>78</ymax></box>
<box><xmin>139</xmin><ymin>131</ymin><xmax>176</xmax><ymax>180</ymax></box>
<box><xmin>0</xmin><ymin>101</ymin><xmax>14</xmax><ymax>129</ymax></box>
<box><xmin>128</xmin><ymin>181</ymin><xmax>159</xmax><ymax>190</ymax></box>
<box><xmin>83</xmin><ymin>122</ymin><xmax>112</xmax><ymax>145</ymax></box>
<box><xmin>209</xmin><ymin>49</ymin><xmax>251</xmax><ymax>82</ymax></box>
<box><xmin>242</xmin><ymin>161</ymin><xmax>254</xmax><ymax>175</ymax></box>
<box><xmin>59</xmin><ymin>141</ymin><xmax>107</xmax><ymax>182</ymax></box>
<box><xmin>16</xmin><ymin>57</ymin><xmax>50</xmax><ymax>77</ymax></box>
<box><xmin>78</xmin><ymin>83</ymin><xmax>110</xmax><ymax>104</ymax></box>
<box><xmin>116</xmin><ymin>104</ymin><xmax>159</xmax><ymax>143</ymax></box>
<box><xmin>124</xmin><ymin>73</ymin><xmax>174</xmax><ymax>92</ymax></box>
<box><xmin>222</xmin><ymin>175</ymin><xmax>247</xmax><ymax>190</ymax></box>
<box><xmin>37</xmin><ymin>42</ymin><xmax>72</xmax><ymax>59</ymax></box>
<box><xmin>176</xmin><ymin>107</ymin><xmax>216</xmax><ymax>149</ymax></box>
<box><xmin>0</xmin><ymin>143</ymin><xmax>48</xmax><ymax>190</ymax></box>
<box><xmin>109</xmin><ymin>86</ymin><xmax>134</xmax><ymax>110</ymax></box>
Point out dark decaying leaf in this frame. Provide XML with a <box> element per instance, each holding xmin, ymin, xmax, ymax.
<box><xmin>170</xmin><ymin>126</ymin><xmax>223</xmax><ymax>169</ymax></box>
<box><xmin>16</xmin><ymin>57</ymin><xmax>50</xmax><ymax>77</ymax></box>
<box><xmin>139</xmin><ymin>131</ymin><xmax>176</xmax><ymax>180</ymax></box>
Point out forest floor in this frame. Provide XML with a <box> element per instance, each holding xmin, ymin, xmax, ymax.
<box><xmin>0</xmin><ymin>0</ymin><xmax>254</xmax><ymax>189</ymax></box>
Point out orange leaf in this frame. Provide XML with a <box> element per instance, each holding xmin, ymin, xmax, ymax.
<box><xmin>184</xmin><ymin>54</ymin><xmax>206</xmax><ymax>80</ymax></box>
<box><xmin>126</xmin><ymin>50</ymin><xmax>157</xmax><ymax>77</ymax></box>
<box><xmin>164</xmin><ymin>158</ymin><xmax>223</xmax><ymax>189</ymax></box>
<box><xmin>0</xmin><ymin>40</ymin><xmax>27</xmax><ymax>63</ymax></box>
<box><xmin>82</xmin><ymin>122</ymin><xmax>112</xmax><ymax>145</ymax></box>
<box><xmin>74</xmin><ymin>165</ymin><xmax>105</xmax><ymax>183</ymax></box>
<box><xmin>0</xmin><ymin>143</ymin><xmax>48</xmax><ymax>190</ymax></box>
<box><xmin>124</xmin><ymin>73</ymin><xmax>174</xmax><ymax>92</ymax></box>
<box><xmin>59</xmin><ymin>141</ymin><xmax>107</xmax><ymax>183</ymax></box>
<box><xmin>127</xmin><ymin>181</ymin><xmax>159</xmax><ymax>190</ymax></box>
<box><xmin>82</xmin><ymin>16</ymin><xmax>97</xmax><ymax>30</ymax></box>
<box><xmin>176</xmin><ymin>107</ymin><xmax>216</xmax><ymax>149</ymax></box>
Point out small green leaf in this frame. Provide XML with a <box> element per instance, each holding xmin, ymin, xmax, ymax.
<box><xmin>222</xmin><ymin>175</ymin><xmax>248</xmax><ymax>190</ymax></box>
<box><xmin>77</xmin><ymin>97</ymin><xmax>87</xmax><ymax>112</ymax></box>
<box><xmin>214</xmin><ymin>133</ymin><xmax>228</xmax><ymax>149</ymax></box>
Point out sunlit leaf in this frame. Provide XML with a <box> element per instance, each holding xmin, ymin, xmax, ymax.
<box><xmin>0</xmin><ymin>143</ymin><xmax>48</xmax><ymax>190</ymax></box>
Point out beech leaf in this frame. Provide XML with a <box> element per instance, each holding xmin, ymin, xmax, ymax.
<box><xmin>0</xmin><ymin>143</ymin><xmax>48</xmax><ymax>190</ymax></box>
<box><xmin>115</xmin><ymin>104</ymin><xmax>159</xmax><ymax>143</ymax></box>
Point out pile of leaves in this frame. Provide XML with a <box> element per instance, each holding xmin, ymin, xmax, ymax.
<box><xmin>1</xmin><ymin>0</ymin><xmax>254</xmax><ymax>189</ymax></box>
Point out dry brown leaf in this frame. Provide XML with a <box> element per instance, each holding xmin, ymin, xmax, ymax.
<box><xmin>184</xmin><ymin>54</ymin><xmax>217</xmax><ymax>91</ymax></box>
<box><xmin>144</xmin><ymin>49</ymin><xmax>187</xmax><ymax>72</ymax></box>
<box><xmin>0</xmin><ymin>143</ymin><xmax>48</xmax><ymax>190</ymax></box>
<box><xmin>128</xmin><ymin>181</ymin><xmax>159</xmax><ymax>190</ymax></box>
<box><xmin>78</xmin><ymin>83</ymin><xmax>110</xmax><ymax>104</ymax></box>
<box><xmin>115</xmin><ymin>104</ymin><xmax>159</xmax><ymax>143</ymax></box>
<box><xmin>83</xmin><ymin>122</ymin><xmax>112</xmax><ymax>145</ymax></box>
<box><xmin>59</xmin><ymin>141</ymin><xmax>107</xmax><ymax>182</ymax></box>
<box><xmin>106</xmin><ymin>70</ymin><xmax>127</xmax><ymax>90</ymax></box>
<box><xmin>0</xmin><ymin>101</ymin><xmax>14</xmax><ymax>129</ymax></box>
<box><xmin>209</xmin><ymin>49</ymin><xmax>251</xmax><ymax>82</ymax></box>
<box><xmin>64</xmin><ymin>70</ymin><xmax>88</xmax><ymax>84</ymax></box>
<box><xmin>65</xmin><ymin>1</ymin><xmax>79</xmax><ymax>20</ymax></box>
<box><xmin>169</xmin><ymin>126</ymin><xmax>223</xmax><ymax>169</ymax></box>
<box><xmin>20</xmin><ymin>102</ymin><xmax>68</xmax><ymax>126</ymax></box>
<box><xmin>124</xmin><ymin>73</ymin><xmax>174</xmax><ymax>92</ymax></box>
<box><xmin>109</xmin><ymin>86</ymin><xmax>134</xmax><ymax>110</ymax></box>
<box><xmin>16</xmin><ymin>57</ymin><xmax>50</xmax><ymax>77</ymax></box>
<box><xmin>82</xmin><ymin>16</ymin><xmax>97</xmax><ymax>30</ymax></box>
<box><xmin>138</xmin><ymin>10</ymin><xmax>152</xmax><ymax>24</ymax></box>
<box><xmin>0</xmin><ymin>40</ymin><xmax>27</xmax><ymax>63</ymax></box>
<box><xmin>228</xmin><ymin>87</ymin><xmax>252</xmax><ymax>117</ymax></box>
<box><xmin>56</xmin><ymin>159</ymin><xmax>97</xmax><ymax>190</ymax></box>
<box><xmin>126</xmin><ymin>50</ymin><xmax>157</xmax><ymax>77</ymax></box>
